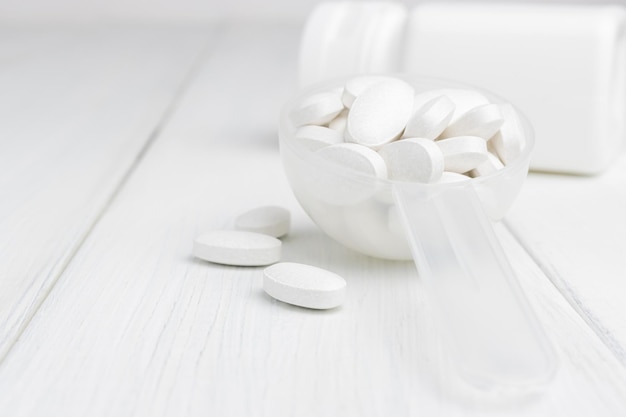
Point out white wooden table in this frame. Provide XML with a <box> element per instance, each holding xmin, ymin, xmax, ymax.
<box><xmin>0</xmin><ymin>23</ymin><xmax>625</xmax><ymax>416</ymax></box>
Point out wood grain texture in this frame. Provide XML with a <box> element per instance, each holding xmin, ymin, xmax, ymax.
<box><xmin>507</xmin><ymin>153</ymin><xmax>626</xmax><ymax>366</ymax></box>
<box><xmin>0</xmin><ymin>26</ymin><xmax>211</xmax><ymax>358</ymax></box>
<box><xmin>0</xmin><ymin>23</ymin><xmax>625</xmax><ymax>416</ymax></box>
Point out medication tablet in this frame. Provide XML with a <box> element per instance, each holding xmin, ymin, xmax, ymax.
<box><xmin>316</xmin><ymin>143</ymin><xmax>387</xmax><ymax>179</ymax></box>
<box><xmin>471</xmin><ymin>152</ymin><xmax>504</xmax><ymax>177</ymax></box>
<box><xmin>347</xmin><ymin>79</ymin><xmax>414</xmax><ymax>148</ymax></box>
<box><xmin>290</xmin><ymin>91</ymin><xmax>344</xmax><ymax>127</ymax></box>
<box><xmin>413</xmin><ymin>88</ymin><xmax>490</xmax><ymax>123</ymax></box>
<box><xmin>402</xmin><ymin>95</ymin><xmax>455</xmax><ymax>140</ymax></box>
<box><xmin>488</xmin><ymin>103</ymin><xmax>525</xmax><ymax>164</ymax></box>
<box><xmin>440</xmin><ymin>103</ymin><xmax>505</xmax><ymax>140</ymax></box>
<box><xmin>294</xmin><ymin>125</ymin><xmax>344</xmax><ymax>151</ymax></box>
<box><xmin>235</xmin><ymin>206</ymin><xmax>291</xmax><ymax>238</ymax></box>
<box><xmin>193</xmin><ymin>231</ymin><xmax>281</xmax><ymax>266</ymax></box>
<box><xmin>263</xmin><ymin>262</ymin><xmax>347</xmax><ymax>309</ymax></box>
<box><xmin>315</xmin><ymin>143</ymin><xmax>387</xmax><ymax>205</ymax></box>
<box><xmin>378</xmin><ymin>138</ymin><xmax>444</xmax><ymax>183</ymax></box>
<box><xmin>341</xmin><ymin>75</ymin><xmax>393</xmax><ymax>108</ymax></box>
<box><xmin>436</xmin><ymin>136</ymin><xmax>488</xmax><ymax>173</ymax></box>
<box><xmin>328</xmin><ymin>109</ymin><xmax>348</xmax><ymax>133</ymax></box>
<box><xmin>437</xmin><ymin>171</ymin><xmax>471</xmax><ymax>183</ymax></box>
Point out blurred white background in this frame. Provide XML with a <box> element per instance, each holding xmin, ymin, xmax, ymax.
<box><xmin>0</xmin><ymin>0</ymin><xmax>623</xmax><ymax>22</ymax></box>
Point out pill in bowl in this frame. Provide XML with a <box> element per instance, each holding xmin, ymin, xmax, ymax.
<box><xmin>279</xmin><ymin>75</ymin><xmax>533</xmax><ymax>260</ymax></box>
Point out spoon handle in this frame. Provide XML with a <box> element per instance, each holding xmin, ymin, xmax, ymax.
<box><xmin>393</xmin><ymin>182</ymin><xmax>556</xmax><ymax>390</ymax></box>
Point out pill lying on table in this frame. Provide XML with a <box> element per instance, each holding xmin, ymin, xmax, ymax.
<box><xmin>235</xmin><ymin>206</ymin><xmax>291</xmax><ymax>238</ymax></box>
<box><xmin>440</xmin><ymin>103</ymin><xmax>504</xmax><ymax>140</ymax></box>
<box><xmin>263</xmin><ymin>262</ymin><xmax>347</xmax><ymax>309</ymax></box>
<box><xmin>436</xmin><ymin>135</ymin><xmax>488</xmax><ymax>173</ymax></box>
<box><xmin>193</xmin><ymin>231</ymin><xmax>281</xmax><ymax>266</ymax></box>
<box><xmin>378</xmin><ymin>138</ymin><xmax>444</xmax><ymax>182</ymax></box>
<box><xmin>347</xmin><ymin>79</ymin><xmax>414</xmax><ymax>148</ymax></box>
<box><xmin>294</xmin><ymin>125</ymin><xmax>344</xmax><ymax>150</ymax></box>
<box><xmin>290</xmin><ymin>90</ymin><xmax>344</xmax><ymax>127</ymax></box>
<box><xmin>403</xmin><ymin>95</ymin><xmax>455</xmax><ymax>140</ymax></box>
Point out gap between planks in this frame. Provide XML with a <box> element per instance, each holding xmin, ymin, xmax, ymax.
<box><xmin>0</xmin><ymin>26</ymin><xmax>223</xmax><ymax>366</ymax></box>
<box><xmin>504</xmin><ymin>219</ymin><xmax>626</xmax><ymax>369</ymax></box>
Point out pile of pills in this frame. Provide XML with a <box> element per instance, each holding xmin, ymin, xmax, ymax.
<box><xmin>193</xmin><ymin>206</ymin><xmax>346</xmax><ymax>310</ymax></box>
<box><xmin>289</xmin><ymin>75</ymin><xmax>525</xmax><ymax>183</ymax></box>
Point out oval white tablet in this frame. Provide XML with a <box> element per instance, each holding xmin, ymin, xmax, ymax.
<box><xmin>235</xmin><ymin>206</ymin><xmax>291</xmax><ymax>238</ymax></box>
<box><xmin>328</xmin><ymin>109</ymin><xmax>348</xmax><ymax>133</ymax></box>
<box><xmin>290</xmin><ymin>90</ymin><xmax>345</xmax><ymax>127</ymax></box>
<box><xmin>488</xmin><ymin>103</ymin><xmax>525</xmax><ymax>164</ymax></box>
<box><xmin>402</xmin><ymin>95</ymin><xmax>455</xmax><ymax>140</ymax></box>
<box><xmin>316</xmin><ymin>143</ymin><xmax>387</xmax><ymax>179</ymax></box>
<box><xmin>378</xmin><ymin>138</ymin><xmax>444</xmax><ymax>183</ymax></box>
<box><xmin>193</xmin><ymin>231</ymin><xmax>281</xmax><ymax>266</ymax></box>
<box><xmin>341</xmin><ymin>75</ymin><xmax>393</xmax><ymax>108</ymax></box>
<box><xmin>294</xmin><ymin>125</ymin><xmax>344</xmax><ymax>151</ymax></box>
<box><xmin>470</xmin><ymin>152</ymin><xmax>504</xmax><ymax>177</ymax></box>
<box><xmin>315</xmin><ymin>143</ymin><xmax>386</xmax><ymax>205</ymax></box>
<box><xmin>440</xmin><ymin>103</ymin><xmax>505</xmax><ymax>140</ymax></box>
<box><xmin>413</xmin><ymin>88</ymin><xmax>491</xmax><ymax>123</ymax></box>
<box><xmin>436</xmin><ymin>136</ymin><xmax>488</xmax><ymax>173</ymax></box>
<box><xmin>437</xmin><ymin>171</ymin><xmax>471</xmax><ymax>183</ymax></box>
<box><xmin>347</xmin><ymin>79</ymin><xmax>415</xmax><ymax>148</ymax></box>
<box><xmin>263</xmin><ymin>262</ymin><xmax>347</xmax><ymax>309</ymax></box>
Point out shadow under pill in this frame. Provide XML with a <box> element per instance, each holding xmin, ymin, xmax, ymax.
<box><xmin>257</xmin><ymin>289</ymin><xmax>344</xmax><ymax>315</ymax></box>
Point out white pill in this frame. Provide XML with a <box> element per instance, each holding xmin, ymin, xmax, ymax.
<box><xmin>436</xmin><ymin>136</ymin><xmax>488</xmax><ymax>173</ymax></box>
<box><xmin>347</xmin><ymin>79</ymin><xmax>415</xmax><ymax>149</ymax></box>
<box><xmin>470</xmin><ymin>152</ymin><xmax>505</xmax><ymax>177</ymax></box>
<box><xmin>290</xmin><ymin>90</ymin><xmax>345</xmax><ymax>127</ymax></box>
<box><xmin>488</xmin><ymin>103</ymin><xmax>526</xmax><ymax>164</ymax></box>
<box><xmin>445</xmin><ymin>90</ymin><xmax>491</xmax><ymax>122</ymax></box>
<box><xmin>235</xmin><ymin>206</ymin><xmax>291</xmax><ymax>238</ymax></box>
<box><xmin>341</xmin><ymin>75</ymin><xmax>395</xmax><ymax>108</ymax></box>
<box><xmin>316</xmin><ymin>143</ymin><xmax>387</xmax><ymax>179</ymax></box>
<box><xmin>294</xmin><ymin>125</ymin><xmax>344</xmax><ymax>151</ymax></box>
<box><xmin>402</xmin><ymin>95</ymin><xmax>455</xmax><ymax>140</ymax></box>
<box><xmin>193</xmin><ymin>231</ymin><xmax>281</xmax><ymax>266</ymax></box>
<box><xmin>328</xmin><ymin>109</ymin><xmax>348</xmax><ymax>133</ymax></box>
<box><xmin>263</xmin><ymin>262</ymin><xmax>346</xmax><ymax>309</ymax></box>
<box><xmin>437</xmin><ymin>172</ymin><xmax>471</xmax><ymax>183</ymax></box>
<box><xmin>378</xmin><ymin>138</ymin><xmax>444</xmax><ymax>183</ymax></box>
<box><xmin>440</xmin><ymin>103</ymin><xmax>505</xmax><ymax>140</ymax></box>
<box><xmin>413</xmin><ymin>88</ymin><xmax>491</xmax><ymax>123</ymax></box>
<box><xmin>315</xmin><ymin>143</ymin><xmax>387</xmax><ymax>205</ymax></box>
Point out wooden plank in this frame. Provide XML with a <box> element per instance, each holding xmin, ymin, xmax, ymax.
<box><xmin>0</xmin><ymin>26</ymin><xmax>211</xmax><ymax>358</ymax></box>
<box><xmin>507</xmin><ymin>152</ymin><xmax>626</xmax><ymax>365</ymax></box>
<box><xmin>1</xmin><ymin>22</ymin><xmax>625</xmax><ymax>416</ymax></box>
